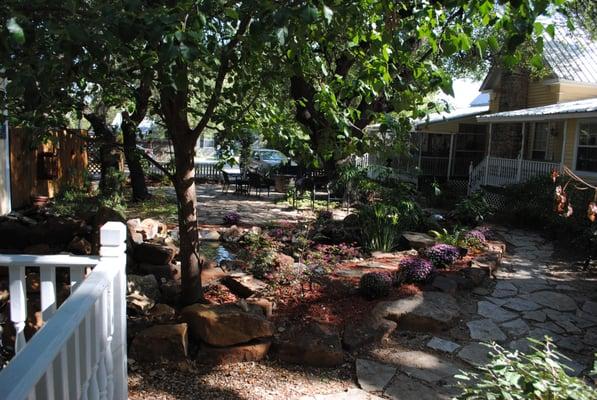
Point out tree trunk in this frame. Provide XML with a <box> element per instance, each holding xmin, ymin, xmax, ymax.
<box><xmin>85</xmin><ymin>113</ymin><xmax>123</xmax><ymax>199</ymax></box>
<box><xmin>122</xmin><ymin>120</ymin><xmax>150</xmax><ymax>201</ymax></box>
<box><xmin>172</xmin><ymin>136</ymin><xmax>202</xmax><ymax>305</ymax></box>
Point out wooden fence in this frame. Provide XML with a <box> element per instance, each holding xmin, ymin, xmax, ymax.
<box><xmin>9</xmin><ymin>128</ymin><xmax>89</xmax><ymax>209</ymax></box>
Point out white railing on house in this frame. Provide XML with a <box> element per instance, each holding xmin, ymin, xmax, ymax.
<box><xmin>0</xmin><ymin>222</ymin><xmax>127</xmax><ymax>400</ymax></box>
<box><xmin>353</xmin><ymin>154</ymin><xmax>418</xmax><ymax>184</ymax></box>
<box><xmin>468</xmin><ymin>156</ymin><xmax>561</xmax><ymax>193</ymax></box>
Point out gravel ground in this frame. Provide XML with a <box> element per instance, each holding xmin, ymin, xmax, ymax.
<box><xmin>128</xmin><ymin>360</ymin><xmax>355</xmax><ymax>400</ymax></box>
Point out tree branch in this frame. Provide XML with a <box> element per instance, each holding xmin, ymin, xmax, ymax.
<box><xmin>191</xmin><ymin>14</ymin><xmax>252</xmax><ymax>137</ymax></box>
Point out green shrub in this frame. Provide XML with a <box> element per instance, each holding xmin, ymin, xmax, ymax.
<box><xmin>498</xmin><ymin>176</ymin><xmax>594</xmax><ymax>254</ymax></box>
<box><xmin>453</xmin><ymin>191</ymin><xmax>493</xmax><ymax>224</ymax></box>
<box><xmin>455</xmin><ymin>338</ymin><xmax>597</xmax><ymax>400</ymax></box>
<box><xmin>359</xmin><ymin>272</ymin><xmax>392</xmax><ymax>299</ymax></box>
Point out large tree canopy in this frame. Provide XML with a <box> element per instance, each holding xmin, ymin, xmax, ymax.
<box><xmin>1</xmin><ymin>0</ymin><xmax>571</xmax><ymax>304</ymax></box>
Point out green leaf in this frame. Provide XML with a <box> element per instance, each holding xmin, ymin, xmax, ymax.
<box><xmin>546</xmin><ymin>24</ymin><xmax>555</xmax><ymax>38</ymax></box>
<box><xmin>224</xmin><ymin>8</ymin><xmax>239</xmax><ymax>20</ymax></box>
<box><xmin>6</xmin><ymin>18</ymin><xmax>25</xmax><ymax>45</ymax></box>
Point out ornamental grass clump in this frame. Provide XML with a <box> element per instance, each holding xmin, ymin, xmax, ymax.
<box><xmin>425</xmin><ymin>243</ymin><xmax>460</xmax><ymax>268</ymax></box>
<box><xmin>400</xmin><ymin>256</ymin><xmax>435</xmax><ymax>283</ymax></box>
<box><xmin>359</xmin><ymin>272</ymin><xmax>392</xmax><ymax>299</ymax></box>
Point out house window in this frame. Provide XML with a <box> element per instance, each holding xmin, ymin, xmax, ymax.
<box><xmin>576</xmin><ymin>121</ymin><xmax>597</xmax><ymax>173</ymax></box>
<box><xmin>532</xmin><ymin>122</ymin><xmax>549</xmax><ymax>160</ymax></box>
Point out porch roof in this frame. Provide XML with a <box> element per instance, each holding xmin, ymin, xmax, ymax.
<box><xmin>415</xmin><ymin>105</ymin><xmax>489</xmax><ymax>128</ymax></box>
<box><xmin>477</xmin><ymin>97</ymin><xmax>597</xmax><ymax>123</ymax></box>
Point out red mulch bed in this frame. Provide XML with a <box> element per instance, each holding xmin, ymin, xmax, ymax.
<box><xmin>204</xmin><ymin>247</ymin><xmax>487</xmax><ymax>330</ymax></box>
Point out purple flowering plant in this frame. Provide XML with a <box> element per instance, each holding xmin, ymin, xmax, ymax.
<box><xmin>223</xmin><ymin>211</ymin><xmax>241</xmax><ymax>226</ymax></box>
<box><xmin>400</xmin><ymin>256</ymin><xmax>435</xmax><ymax>283</ymax></box>
<box><xmin>424</xmin><ymin>243</ymin><xmax>460</xmax><ymax>267</ymax></box>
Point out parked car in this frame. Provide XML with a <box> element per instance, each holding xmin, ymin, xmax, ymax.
<box><xmin>251</xmin><ymin>149</ymin><xmax>289</xmax><ymax>167</ymax></box>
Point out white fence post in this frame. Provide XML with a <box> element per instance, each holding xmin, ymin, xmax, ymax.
<box><xmin>99</xmin><ymin>222</ymin><xmax>128</xmax><ymax>400</ymax></box>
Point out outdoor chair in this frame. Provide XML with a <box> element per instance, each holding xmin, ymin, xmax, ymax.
<box><xmin>221</xmin><ymin>171</ymin><xmax>231</xmax><ymax>193</ymax></box>
<box><xmin>247</xmin><ymin>172</ymin><xmax>273</xmax><ymax>197</ymax></box>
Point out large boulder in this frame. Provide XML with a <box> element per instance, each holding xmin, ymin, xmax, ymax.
<box><xmin>199</xmin><ymin>339</ymin><xmax>271</xmax><ymax>364</ymax></box>
<box><xmin>400</xmin><ymin>232</ymin><xmax>435</xmax><ymax>250</ymax></box>
<box><xmin>277</xmin><ymin>323</ymin><xmax>344</xmax><ymax>367</ymax></box>
<box><xmin>221</xmin><ymin>273</ymin><xmax>267</xmax><ymax>298</ymax></box>
<box><xmin>67</xmin><ymin>236</ymin><xmax>92</xmax><ymax>255</ymax></box>
<box><xmin>130</xmin><ymin>323</ymin><xmax>188</xmax><ymax>363</ymax></box>
<box><xmin>138</xmin><ymin>263</ymin><xmax>181</xmax><ymax>283</ymax></box>
<box><xmin>372</xmin><ymin>292</ymin><xmax>460</xmax><ymax>332</ymax></box>
<box><xmin>132</xmin><ymin>242</ymin><xmax>176</xmax><ymax>265</ymax></box>
<box><xmin>181</xmin><ymin>302</ymin><xmax>274</xmax><ymax>347</ymax></box>
<box><xmin>127</xmin><ymin>274</ymin><xmax>160</xmax><ymax>313</ymax></box>
<box><xmin>343</xmin><ymin>317</ymin><xmax>397</xmax><ymax>351</ymax></box>
<box><xmin>221</xmin><ymin>226</ymin><xmax>243</xmax><ymax>243</ymax></box>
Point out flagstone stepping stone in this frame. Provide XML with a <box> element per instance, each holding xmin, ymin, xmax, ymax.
<box><xmin>533</xmin><ymin>322</ymin><xmax>565</xmax><ymax>335</ymax></box>
<box><xmin>522</xmin><ymin>310</ymin><xmax>547</xmax><ymax>322</ymax></box>
<box><xmin>561</xmin><ymin>359</ymin><xmax>586</xmax><ymax>377</ymax></box>
<box><xmin>529</xmin><ymin>291</ymin><xmax>577</xmax><ymax>312</ymax></box>
<box><xmin>501</xmin><ymin>318</ymin><xmax>530</xmax><ymax>337</ymax></box>
<box><xmin>503</xmin><ymin>297</ymin><xmax>541</xmax><ymax>312</ymax></box>
<box><xmin>383</xmin><ymin>350</ymin><xmax>460</xmax><ymax>384</ymax></box>
<box><xmin>486</xmin><ymin>296</ymin><xmax>508</xmax><ymax>306</ymax></box>
<box><xmin>467</xmin><ymin>319</ymin><xmax>507</xmax><ymax>342</ymax></box>
<box><xmin>491</xmin><ymin>281</ymin><xmax>517</xmax><ymax>298</ymax></box>
<box><xmin>372</xmin><ymin>292</ymin><xmax>460</xmax><ymax>332</ymax></box>
<box><xmin>384</xmin><ymin>374</ymin><xmax>453</xmax><ymax>400</ymax></box>
<box><xmin>555</xmin><ymin>284</ymin><xmax>577</xmax><ymax>291</ymax></box>
<box><xmin>300</xmin><ymin>388</ymin><xmax>384</xmax><ymax>400</ymax></box>
<box><xmin>356</xmin><ymin>359</ymin><xmax>396</xmax><ymax>393</ymax></box>
<box><xmin>511</xmin><ymin>280</ymin><xmax>551</xmax><ymax>293</ymax></box>
<box><xmin>457</xmin><ymin>343</ymin><xmax>491</xmax><ymax>366</ymax></box>
<box><xmin>426</xmin><ymin>337</ymin><xmax>460</xmax><ymax>353</ymax></box>
<box><xmin>509</xmin><ymin>338</ymin><xmax>532</xmax><ymax>353</ymax></box>
<box><xmin>528</xmin><ymin>328</ymin><xmax>561</xmax><ymax>342</ymax></box>
<box><xmin>582</xmin><ymin>328</ymin><xmax>597</xmax><ymax>347</ymax></box>
<box><xmin>553</xmin><ymin>319</ymin><xmax>582</xmax><ymax>335</ymax></box>
<box><xmin>477</xmin><ymin>301</ymin><xmax>518</xmax><ymax>322</ymax></box>
<box><xmin>582</xmin><ymin>300</ymin><xmax>597</xmax><ymax>316</ymax></box>
<box><xmin>558</xmin><ymin>336</ymin><xmax>585</xmax><ymax>353</ymax></box>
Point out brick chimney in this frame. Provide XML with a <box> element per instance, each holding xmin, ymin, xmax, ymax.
<box><xmin>491</xmin><ymin>70</ymin><xmax>530</xmax><ymax>158</ymax></box>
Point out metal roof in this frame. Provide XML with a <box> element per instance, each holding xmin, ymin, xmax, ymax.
<box><xmin>480</xmin><ymin>20</ymin><xmax>597</xmax><ymax>91</ymax></box>
<box><xmin>478</xmin><ymin>97</ymin><xmax>597</xmax><ymax>122</ymax></box>
<box><xmin>415</xmin><ymin>105</ymin><xmax>489</xmax><ymax>128</ymax></box>
<box><xmin>544</xmin><ymin>22</ymin><xmax>597</xmax><ymax>85</ymax></box>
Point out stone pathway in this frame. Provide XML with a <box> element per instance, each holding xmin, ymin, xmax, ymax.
<box><xmin>459</xmin><ymin>227</ymin><xmax>597</xmax><ymax>376</ymax></box>
<box><xmin>311</xmin><ymin>228</ymin><xmax>597</xmax><ymax>399</ymax></box>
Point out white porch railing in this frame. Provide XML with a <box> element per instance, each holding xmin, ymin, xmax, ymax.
<box><xmin>468</xmin><ymin>156</ymin><xmax>561</xmax><ymax>193</ymax></box>
<box><xmin>0</xmin><ymin>222</ymin><xmax>127</xmax><ymax>400</ymax></box>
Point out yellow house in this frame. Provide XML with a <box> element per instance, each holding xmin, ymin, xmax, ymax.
<box><xmin>412</xmin><ymin>21</ymin><xmax>597</xmax><ymax>191</ymax></box>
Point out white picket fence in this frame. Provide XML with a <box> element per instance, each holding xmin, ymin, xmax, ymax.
<box><xmin>0</xmin><ymin>222</ymin><xmax>128</xmax><ymax>400</ymax></box>
<box><xmin>468</xmin><ymin>156</ymin><xmax>561</xmax><ymax>193</ymax></box>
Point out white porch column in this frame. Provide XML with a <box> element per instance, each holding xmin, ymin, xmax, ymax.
<box><xmin>99</xmin><ymin>222</ymin><xmax>128</xmax><ymax>400</ymax></box>
<box><xmin>516</xmin><ymin>122</ymin><xmax>526</xmax><ymax>183</ymax></box>
<box><xmin>447</xmin><ymin>133</ymin><xmax>455</xmax><ymax>180</ymax></box>
<box><xmin>484</xmin><ymin>123</ymin><xmax>493</xmax><ymax>185</ymax></box>
<box><xmin>560</xmin><ymin>120</ymin><xmax>568</xmax><ymax>170</ymax></box>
